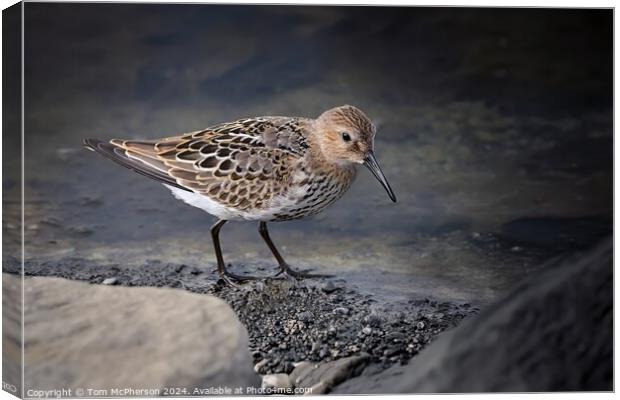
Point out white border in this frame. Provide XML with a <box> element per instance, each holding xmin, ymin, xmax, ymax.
<box><xmin>0</xmin><ymin>2</ymin><xmax>615</xmax><ymax>400</ymax></box>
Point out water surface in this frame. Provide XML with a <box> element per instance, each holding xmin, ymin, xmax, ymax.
<box><xmin>4</xmin><ymin>5</ymin><xmax>612</xmax><ymax>305</ymax></box>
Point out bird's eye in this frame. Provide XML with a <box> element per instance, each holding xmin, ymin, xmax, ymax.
<box><xmin>341</xmin><ymin>132</ymin><xmax>351</xmax><ymax>142</ymax></box>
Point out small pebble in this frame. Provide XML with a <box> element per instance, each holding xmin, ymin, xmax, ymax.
<box><xmin>364</xmin><ymin>314</ymin><xmax>382</xmax><ymax>327</ymax></box>
<box><xmin>333</xmin><ymin>307</ymin><xmax>350</xmax><ymax>316</ymax></box>
<box><xmin>384</xmin><ymin>347</ymin><xmax>401</xmax><ymax>357</ymax></box>
<box><xmin>254</xmin><ymin>359</ymin><xmax>269</xmax><ymax>374</ymax></box>
<box><xmin>311</xmin><ymin>341</ymin><xmax>320</xmax><ymax>353</ymax></box>
<box><xmin>321</xmin><ymin>281</ymin><xmax>338</xmax><ymax>293</ymax></box>
<box><xmin>102</xmin><ymin>277</ymin><xmax>117</xmax><ymax>285</ymax></box>
<box><xmin>297</xmin><ymin>311</ymin><xmax>312</xmax><ymax>322</ymax></box>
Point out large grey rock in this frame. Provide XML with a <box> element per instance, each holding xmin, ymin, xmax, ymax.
<box><xmin>335</xmin><ymin>238</ymin><xmax>613</xmax><ymax>393</ymax></box>
<box><xmin>8</xmin><ymin>275</ymin><xmax>259</xmax><ymax>394</ymax></box>
<box><xmin>290</xmin><ymin>354</ymin><xmax>370</xmax><ymax>394</ymax></box>
<box><xmin>3</xmin><ymin>273</ymin><xmax>22</xmax><ymax>397</ymax></box>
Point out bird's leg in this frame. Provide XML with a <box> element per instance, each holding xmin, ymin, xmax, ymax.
<box><xmin>258</xmin><ymin>221</ymin><xmax>331</xmax><ymax>279</ymax></box>
<box><xmin>210</xmin><ymin>219</ymin><xmax>260</xmax><ymax>286</ymax></box>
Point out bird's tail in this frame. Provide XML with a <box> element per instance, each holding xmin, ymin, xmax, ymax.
<box><xmin>82</xmin><ymin>138</ymin><xmax>190</xmax><ymax>191</ymax></box>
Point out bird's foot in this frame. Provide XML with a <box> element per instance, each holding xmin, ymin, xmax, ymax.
<box><xmin>218</xmin><ymin>270</ymin><xmax>261</xmax><ymax>287</ymax></box>
<box><xmin>275</xmin><ymin>264</ymin><xmax>333</xmax><ymax>279</ymax></box>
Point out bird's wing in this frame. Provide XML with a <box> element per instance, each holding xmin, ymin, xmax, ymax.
<box><xmin>84</xmin><ymin>117</ymin><xmax>309</xmax><ymax>210</ymax></box>
<box><xmin>206</xmin><ymin>116</ymin><xmax>311</xmax><ymax>156</ymax></box>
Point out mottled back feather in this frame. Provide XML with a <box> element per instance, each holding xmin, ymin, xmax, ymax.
<box><xmin>93</xmin><ymin>117</ymin><xmax>312</xmax><ymax>212</ymax></box>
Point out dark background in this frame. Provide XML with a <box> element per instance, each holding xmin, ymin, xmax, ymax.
<box><xmin>4</xmin><ymin>4</ymin><xmax>612</xmax><ymax>304</ymax></box>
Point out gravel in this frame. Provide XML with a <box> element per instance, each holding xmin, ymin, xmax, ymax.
<box><xmin>208</xmin><ymin>278</ymin><xmax>478</xmax><ymax>375</ymax></box>
<box><xmin>6</xmin><ymin>257</ymin><xmax>479</xmax><ymax>377</ymax></box>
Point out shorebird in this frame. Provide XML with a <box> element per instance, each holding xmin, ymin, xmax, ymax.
<box><xmin>84</xmin><ymin>105</ymin><xmax>396</xmax><ymax>285</ymax></box>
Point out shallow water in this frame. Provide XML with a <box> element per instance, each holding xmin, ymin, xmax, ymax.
<box><xmin>4</xmin><ymin>5</ymin><xmax>612</xmax><ymax>305</ymax></box>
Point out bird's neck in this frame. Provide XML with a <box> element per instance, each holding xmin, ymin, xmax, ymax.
<box><xmin>305</xmin><ymin>145</ymin><xmax>356</xmax><ymax>180</ymax></box>
<box><xmin>305</xmin><ymin>120</ymin><xmax>358</xmax><ymax>176</ymax></box>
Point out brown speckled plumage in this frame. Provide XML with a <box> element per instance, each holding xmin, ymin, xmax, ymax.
<box><xmin>84</xmin><ymin>105</ymin><xmax>395</xmax><ymax>284</ymax></box>
<box><xmin>112</xmin><ymin>117</ymin><xmax>308</xmax><ymax>217</ymax></box>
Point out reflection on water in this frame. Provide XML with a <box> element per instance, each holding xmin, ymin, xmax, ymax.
<box><xmin>6</xmin><ymin>5</ymin><xmax>612</xmax><ymax>304</ymax></box>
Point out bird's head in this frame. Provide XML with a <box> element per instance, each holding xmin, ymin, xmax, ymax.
<box><xmin>316</xmin><ymin>105</ymin><xmax>396</xmax><ymax>203</ymax></box>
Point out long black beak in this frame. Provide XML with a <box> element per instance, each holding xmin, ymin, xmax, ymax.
<box><xmin>363</xmin><ymin>152</ymin><xmax>397</xmax><ymax>203</ymax></box>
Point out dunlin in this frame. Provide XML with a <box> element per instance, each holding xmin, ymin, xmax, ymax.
<box><xmin>84</xmin><ymin>105</ymin><xmax>396</xmax><ymax>285</ymax></box>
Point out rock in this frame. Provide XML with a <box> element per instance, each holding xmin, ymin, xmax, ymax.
<box><xmin>333</xmin><ymin>307</ymin><xmax>349</xmax><ymax>316</ymax></box>
<box><xmin>261</xmin><ymin>373</ymin><xmax>292</xmax><ymax>390</ymax></box>
<box><xmin>296</xmin><ymin>311</ymin><xmax>312</xmax><ymax>322</ymax></box>
<box><xmin>307</xmin><ymin>382</ymin><xmax>329</xmax><ymax>395</ymax></box>
<box><xmin>3</xmin><ymin>274</ymin><xmax>23</xmax><ymax>395</ymax></box>
<box><xmin>385</xmin><ymin>331</ymin><xmax>404</xmax><ymax>342</ymax></box>
<box><xmin>310</xmin><ymin>341</ymin><xmax>320</xmax><ymax>354</ymax></box>
<box><xmin>292</xmin><ymin>354</ymin><xmax>370</xmax><ymax>394</ymax></box>
<box><xmin>362</xmin><ymin>326</ymin><xmax>372</xmax><ymax>335</ymax></box>
<box><xmin>364</xmin><ymin>313</ymin><xmax>383</xmax><ymax>327</ymax></box>
<box><xmin>289</xmin><ymin>361</ymin><xmax>314</xmax><ymax>387</ymax></box>
<box><xmin>101</xmin><ymin>277</ymin><xmax>117</xmax><ymax>285</ymax></box>
<box><xmin>383</xmin><ymin>347</ymin><xmax>401</xmax><ymax>357</ymax></box>
<box><xmin>10</xmin><ymin>257</ymin><xmax>476</xmax><ymax>377</ymax></box>
<box><xmin>254</xmin><ymin>359</ymin><xmax>269</xmax><ymax>374</ymax></box>
<box><xmin>8</xmin><ymin>275</ymin><xmax>259</xmax><ymax>392</ymax></box>
<box><xmin>334</xmin><ymin>238</ymin><xmax>613</xmax><ymax>393</ymax></box>
<box><xmin>321</xmin><ymin>281</ymin><xmax>338</xmax><ymax>294</ymax></box>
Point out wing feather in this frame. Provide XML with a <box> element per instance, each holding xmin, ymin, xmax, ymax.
<box><xmin>84</xmin><ymin>116</ymin><xmax>309</xmax><ymax>210</ymax></box>
<box><xmin>82</xmin><ymin>138</ymin><xmax>190</xmax><ymax>192</ymax></box>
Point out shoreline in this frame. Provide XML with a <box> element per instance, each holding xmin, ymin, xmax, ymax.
<box><xmin>5</xmin><ymin>256</ymin><xmax>478</xmax><ymax>389</ymax></box>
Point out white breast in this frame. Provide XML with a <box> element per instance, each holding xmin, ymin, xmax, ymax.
<box><xmin>165</xmin><ymin>185</ymin><xmax>245</xmax><ymax>221</ymax></box>
<box><xmin>164</xmin><ymin>165</ymin><xmax>353</xmax><ymax>222</ymax></box>
<box><xmin>165</xmin><ymin>184</ymin><xmax>309</xmax><ymax>222</ymax></box>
